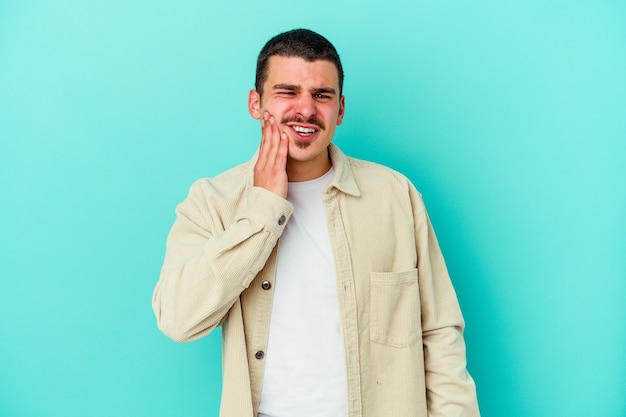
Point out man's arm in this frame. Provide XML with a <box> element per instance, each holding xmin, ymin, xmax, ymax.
<box><xmin>410</xmin><ymin>185</ymin><xmax>481</xmax><ymax>416</ymax></box>
<box><xmin>152</xmin><ymin>111</ymin><xmax>290</xmax><ymax>342</ymax></box>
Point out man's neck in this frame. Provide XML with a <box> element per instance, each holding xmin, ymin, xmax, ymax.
<box><xmin>286</xmin><ymin>150</ymin><xmax>332</xmax><ymax>182</ymax></box>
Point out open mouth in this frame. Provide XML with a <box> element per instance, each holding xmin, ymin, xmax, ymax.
<box><xmin>290</xmin><ymin>125</ymin><xmax>318</xmax><ymax>139</ymax></box>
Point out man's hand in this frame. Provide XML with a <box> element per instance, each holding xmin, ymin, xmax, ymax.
<box><xmin>253</xmin><ymin>111</ymin><xmax>289</xmax><ymax>199</ymax></box>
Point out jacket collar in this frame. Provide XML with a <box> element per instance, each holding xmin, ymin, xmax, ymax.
<box><xmin>327</xmin><ymin>143</ymin><xmax>361</xmax><ymax>197</ymax></box>
<box><xmin>246</xmin><ymin>143</ymin><xmax>361</xmax><ymax>197</ymax></box>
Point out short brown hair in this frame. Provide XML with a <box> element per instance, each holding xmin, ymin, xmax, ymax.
<box><xmin>255</xmin><ymin>29</ymin><xmax>344</xmax><ymax>97</ymax></box>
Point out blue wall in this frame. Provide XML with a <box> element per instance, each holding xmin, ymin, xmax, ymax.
<box><xmin>1</xmin><ymin>1</ymin><xmax>624</xmax><ymax>416</ymax></box>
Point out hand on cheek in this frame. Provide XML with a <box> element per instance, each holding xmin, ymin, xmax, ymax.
<box><xmin>253</xmin><ymin>111</ymin><xmax>289</xmax><ymax>198</ymax></box>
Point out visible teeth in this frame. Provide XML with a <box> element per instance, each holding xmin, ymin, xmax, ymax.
<box><xmin>293</xmin><ymin>126</ymin><xmax>316</xmax><ymax>134</ymax></box>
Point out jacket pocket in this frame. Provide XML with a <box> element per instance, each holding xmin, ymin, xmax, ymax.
<box><xmin>370</xmin><ymin>269</ymin><xmax>421</xmax><ymax>347</ymax></box>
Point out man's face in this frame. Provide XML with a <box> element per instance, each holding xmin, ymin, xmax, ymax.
<box><xmin>248</xmin><ymin>56</ymin><xmax>345</xmax><ymax>179</ymax></box>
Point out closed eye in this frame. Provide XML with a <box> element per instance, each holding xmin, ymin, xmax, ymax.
<box><xmin>273</xmin><ymin>84</ymin><xmax>299</xmax><ymax>96</ymax></box>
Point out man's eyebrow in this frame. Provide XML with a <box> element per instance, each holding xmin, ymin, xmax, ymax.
<box><xmin>273</xmin><ymin>84</ymin><xmax>300</xmax><ymax>91</ymax></box>
<box><xmin>272</xmin><ymin>84</ymin><xmax>337</xmax><ymax>95</ymax></box>
<box><xmin>312</xmin><ymin>87</ymin><xmax>337</xmax><ymax>96</ymax></box>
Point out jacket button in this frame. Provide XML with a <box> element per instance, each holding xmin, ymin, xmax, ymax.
<box><xmin>261</xmin><ymin>281</ymin><xmax>272</xmax><ymax>290</ymax></box>
<box><xmin>278</xmin><ymin>215</ymin><xmax>286</xmax><ymax>225</ymax></box>
<box><xmin>255</xmin><ymin>350</ymin><xmax>265</xmax><ymax>360</ymax></box>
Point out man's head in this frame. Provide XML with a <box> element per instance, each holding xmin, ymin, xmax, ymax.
<box><xmin>248</xmin><ymin>29</ymin><xmax>345</xmax><ymax>181</ymax></box>
<box><xmin>255</xmin><ymin>29</ymin><xmax>344</xmax><ymax>98</ymax></box>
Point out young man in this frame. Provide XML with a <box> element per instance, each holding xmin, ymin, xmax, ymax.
<box><xmin>153</xmin><ymin>29</ymin><xmax>480</xmax><ymax>417</ymax></box>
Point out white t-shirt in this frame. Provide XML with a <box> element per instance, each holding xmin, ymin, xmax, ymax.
<box><xmin>258</xmin><ymin>167</ymin><xmax>347</xmax><ymax>417</ymax></box>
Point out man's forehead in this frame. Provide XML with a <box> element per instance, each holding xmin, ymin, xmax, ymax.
<box><xmin>265</xmin><ymin>55</ymin><xmax>339</xmax><ymax>85</ymax></box>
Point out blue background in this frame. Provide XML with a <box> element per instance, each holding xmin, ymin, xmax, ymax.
<box><xmin>1</xmin><ymin>1</ymin><xmax>625</xmax><ymax>416</ymax></box>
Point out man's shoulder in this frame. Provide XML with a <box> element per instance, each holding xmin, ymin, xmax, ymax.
<box><xmin>347</xmin><ymin>155</ymin><xmax>402</xmax><ymax>175</ymax></box>
<box><xmin>345</xmin><ymin>155</ymin><xmax>420</xmax><ymax>194</ymax></box>
<box><xmin>187</xmin><ymin>159</ymin><xmax>253</xmax><ymax>198</ymax></box>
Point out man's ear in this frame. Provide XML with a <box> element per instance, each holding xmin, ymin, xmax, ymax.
<box><xmin>337</xmin><ymin>95</ymin><xmax>346</xmax><ymax>125</ymax></box>
<box><xmin>248</xmin><ymin>89</ymin><xmax>261</xmax><ymax>119</ymax></box>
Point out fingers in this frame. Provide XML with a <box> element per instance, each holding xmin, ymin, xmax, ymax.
<box><xmin>276</xmin><ymin>130</ymin><xmax>288</xmax><ymax>170</ymax></box>
<box><xmin>258</xmin><ymin>112</ymin><xmax>272</xmax><ymax>164</ymax></box>
<box><xmin>259</xmin><ymin>112</ymin><xmax>285</xmax><ymax>169</ymax></box>
<box><xmin>264</xmin><ymin>112</ymin><xmax>280</xmax><ymax>167</ymax></box>
<box><xmin>254</xmin><ymin>111</ymin><xmax>289</xmax><ymax>198</ymax></box>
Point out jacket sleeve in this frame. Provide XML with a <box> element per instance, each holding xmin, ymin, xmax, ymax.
<box><xmin>152</xmin><ymin>180</ymin><xmax>293</xmax><ymax>342</ymax></box>
<box><xmin>409</xmin><ymin>185</ymin><xmax>481</xmax><ymax>417</ymax></box>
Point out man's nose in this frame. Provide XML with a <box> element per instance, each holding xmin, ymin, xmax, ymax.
<box><xmin>294</xmin><ymin>94</ymin><xmax>316</xmax><ymax>119</ymax></box>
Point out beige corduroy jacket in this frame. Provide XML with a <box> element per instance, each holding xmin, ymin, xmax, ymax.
<box><xmin>153</xmin><ymin>144</ymin><xmax>480</xmax><ymax>417</ymax></box>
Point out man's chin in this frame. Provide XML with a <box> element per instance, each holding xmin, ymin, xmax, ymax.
<box><xmin>287</xmin><ymin>147</ymin><xmax>314</xmax><ymax>163</ymax></box>
<box><xmin>292</xmin><ymin>139</ymin><xmax>312</xmax><ymax>150</ymax></box>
